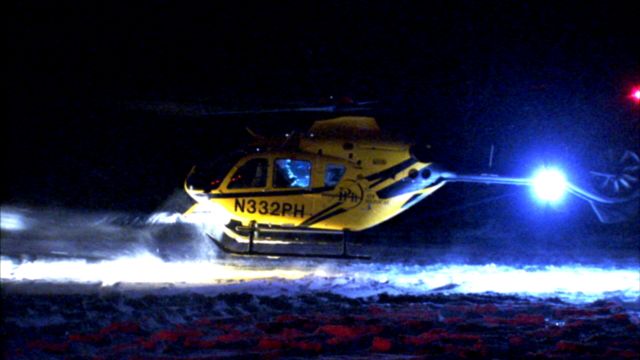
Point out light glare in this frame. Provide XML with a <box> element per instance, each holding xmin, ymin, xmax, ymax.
<box><xmin>0</xmin><ymin>212</ymin><xmax>26</xmax><ymax>231</ymax></box>
<box><xmin>0</xmin><ymin>254</ymin><xmax>309</xmax><ymax>286</ymax></box>
<box><xmin>532</xmin><ymin>167</ymin><xmax>568</xmax><ymax>203</ymax></box>
<box><xmin>3</xmin><ymin>258</ymin><xmax>637</xmax><ymax>303</ymax></box>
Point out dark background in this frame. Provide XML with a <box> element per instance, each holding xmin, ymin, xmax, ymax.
<box><xmin>5</xmin><ymin>1</ymin><xmax>639</xmax><ymax>241</ymax></box>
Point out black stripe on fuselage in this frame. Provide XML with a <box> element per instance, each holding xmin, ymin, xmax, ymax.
<box><xmin>301</xmin><ymin>207</ymin><xmax>347</xmax><ymax>227</ymax></box>
<box><xmin>205</xmin><ymin>186</ymin><xmax>334</xmax><ymax>199</ymax></box>
<box><xmin>366</xmin><ymin>158</ymin><xmax>418</xmax><ymax>188</ymax></box>
<box><xmin>299</xmin><ymin>202</ymin><xmax>343</xmax><ymax>227</ymax></box>
<box><xmin>377</xmin><ymin>175</ymin><xmax>446</xmax><ymax>200</ymax></box>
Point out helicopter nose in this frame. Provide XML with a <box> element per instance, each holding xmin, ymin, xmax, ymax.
<box><xmin>185</xmin><ymin>163</ymin><xmax>229</xmax><ymax>193</ymax></box>
<box><xmin>184</xmin><ymin>167</ymin><xmax>209</xmax><ymax>192</ymax></box>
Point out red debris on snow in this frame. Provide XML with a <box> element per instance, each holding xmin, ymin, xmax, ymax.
<box><xmin>27</xmin><ymin>340</ymin><xmax>69</xmax><ymax>354</ymax></box>
<box><xmin>278</xmin><ymin>327</ymin><xmax>306</xmax><ymax>340</ymax></box>
<box><xmin>317</xmin><ymin>324</ymin><xmax>383</xmax><ymax>339</ymax></box>
<box><xmin>275</xmin><ymin>314</ymin><xmax>304</xmax><ymax>323</ymax></box>
<box><xmin>8</xmin><ymin>293</ymin><xmax>639</xmax><ymax>358</ymax></box>
<box><xmin>68</xmin><ymin>332</ymin><xmax>105</xmax><ymax>343</ymax></box>
<box><xmin>371</xmin><ymin>337</ymin><xmax>393</xmax><ymax>352</ymax></box>
<box><xmin>508</xmin><ymin>335</ymin><xmax>525</xmax><ymax>347</ymax></box>
<box><xmin>258</xmin><ymin>338</ymin><xmax>283</xmax><ymax>351</ymax></box>
<box><xmin>183</xmin><ymin>337</ymin><xmax>217</xmax><ymax>349</ymax></box>
<box><xmin>215</xmin><ymin>330</ymin><xmax>247</xmax><ymax>345</ymax></box>
<box><xmin>99</xmin><ymin>321</ymin><xmax>140</xmax><ymax>335</ymax></box>
<box><xmin>289</xmin><ymin>340</ymin><xmax>322</xmax><ymax>353</ymax></box>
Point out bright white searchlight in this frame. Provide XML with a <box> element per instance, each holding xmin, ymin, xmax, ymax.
<box><xmin>531</xmin><ymin>167</ymin><xmax>568</xmax><ymax>203</ymax></box>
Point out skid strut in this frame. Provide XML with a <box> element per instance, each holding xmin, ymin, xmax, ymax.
<box><xmin>209</xmin><ymin>221</ymin><xmax>370</xmax><ymax>260</ymax></box>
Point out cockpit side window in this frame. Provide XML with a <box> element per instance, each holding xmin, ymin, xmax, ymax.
<box><xmin>228</xmin><ymin>158</ymin><xmax>268</xmax><ymax>189</ymax></box>
<box><xmin>273</xmin><ymin>159</ymin><xmax>311</xmax><ymax>188</ymax></box>
<box><xmin>324</xmin><ymin>164</ymin><xmax>346</xmax><ymax>187</ymax></box>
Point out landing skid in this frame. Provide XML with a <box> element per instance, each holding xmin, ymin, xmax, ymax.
<box><xmin>208</xmin><ymin>222</ymin><xmax>370</xmax><ymax>260</ymax></box>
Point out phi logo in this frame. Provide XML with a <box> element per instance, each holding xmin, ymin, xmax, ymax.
<box><xmin>336</xmin><ymin>180</ymin><xmax>364</xmax><ymax>209</ymax></box>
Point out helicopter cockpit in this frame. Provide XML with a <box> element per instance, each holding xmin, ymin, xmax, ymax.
<box><xmin>186</xmin><ymin>152</ymin><xmax>245</xmax><ymax>192</ymax></box>
<box><xmin>186</xmin><ymin>151</ymin><xmax>350</xmax><ymax>195</ymax></box>
<box><xmin>228</xmin><ymin>158</ymin><xmax>269</xmax><ymax>189</ymax></box>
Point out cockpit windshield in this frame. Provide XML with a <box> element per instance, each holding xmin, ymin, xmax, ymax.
<box><xmin>186</xmin><ymin>153</ymin><xmax>243</xmax><ymax>192</ymax></box>
<box><xmin>228</xmin><ymin>158</ymin><xmax>268</xmax><ymax>189</ymax></box>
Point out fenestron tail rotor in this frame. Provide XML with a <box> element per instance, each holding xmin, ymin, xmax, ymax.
<box><xmin>590</xmin><ymin>149</ymin><xmax>640</xmax><ymax>198</ymax></box>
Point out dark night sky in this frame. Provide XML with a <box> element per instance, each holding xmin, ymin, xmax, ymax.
<box><xmin>8</xmin><ymin>2</ymin><xmax>639</xmax><ymax>102</ymax></box>
<box><xmin>5</xmin><ymin>1</ymin><xmax>639</xmax><ymax>222</ymax></box>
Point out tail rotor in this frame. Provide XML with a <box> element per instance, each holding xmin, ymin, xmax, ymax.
<box><xmin>590</xmin><ymin>149</ymin><xmax>640</xmax><ymax>199</ymax></box>
<box><xmin>587</xmin><ymin>149</ymin><xmax>639</xmax><ymax>223</ymax></box>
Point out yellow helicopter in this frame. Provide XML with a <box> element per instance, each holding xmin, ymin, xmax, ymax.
<box><xmin>183</xmin><ymin>116</ymin><xmax>639</xmax><ymax>259</ymax></box>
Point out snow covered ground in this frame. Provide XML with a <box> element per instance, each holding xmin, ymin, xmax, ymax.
<box><xmin>3</xmin><ymin>253</ymin><xmax>639</xmax><ymax>304</ymax></box>
<box><xmin>2</xmin><ymin>206</ymin><xmax>638</xmax><ymax>302</ymax></box>
<box><xmin>1</xmin><ymin>205</ymin><xmax>639</xmax><ymax>358</ymax></box>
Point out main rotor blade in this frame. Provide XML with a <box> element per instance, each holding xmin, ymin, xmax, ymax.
<box><xmin>124</xmin><ymin>101</ymin><xmax>375</xmax><ymax>117</ymax></box>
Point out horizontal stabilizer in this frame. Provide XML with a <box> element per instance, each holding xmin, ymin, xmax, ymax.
<box><xmin>589</xmin><ymin>199</ymin><xmax>639</xmax><ymax>223</ymax></box>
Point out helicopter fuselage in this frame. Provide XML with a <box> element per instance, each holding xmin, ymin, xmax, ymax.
<box><xmin>183</xmin><ymin>116</ymin><xmax>638</xmax><ymax>251</ymax></box>
<box><xmin>184</xmin><ymin>128</ymin><xmax>444</xmax><ymax>235</ymax></box>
